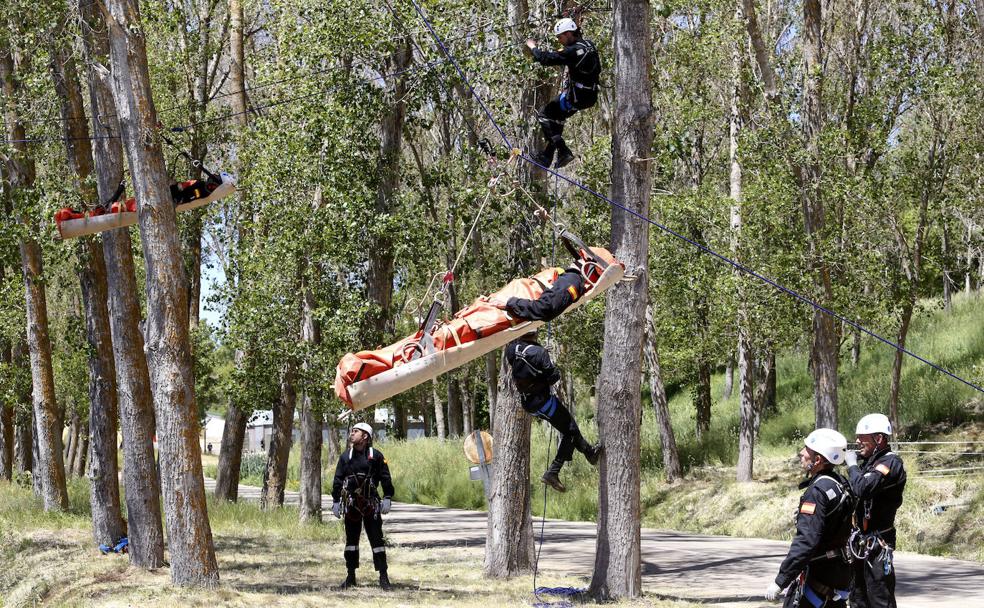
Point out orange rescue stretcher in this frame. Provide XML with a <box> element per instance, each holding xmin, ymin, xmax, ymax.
<box><xmin>53</xmin><ymin>172</ymin><xmax>236</xmax><ymax>240</ymax></box>
<box><xmin>334</xmin><ymin>246</ymin><xmax>624</xmax><ymax>412</ymax></box>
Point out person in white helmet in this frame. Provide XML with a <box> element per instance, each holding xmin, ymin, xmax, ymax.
<box><xmin>331</xmin><ymin>422</ymin><xmax>395</xmax><ymax>590</ymax></box>
<box><xmin>766</xmin><ymin>428</ymin><xmax>853</xmax><ymax>607</ymax></box>
<box><xmin>845</xmin><ymin>413</ymin><xmax>906</xmax><ymax>608</ymax></box>
<box><xmin>524</xmin><ymin>17</ymin><xmax>601</xmax><ymax>169</ymax></box>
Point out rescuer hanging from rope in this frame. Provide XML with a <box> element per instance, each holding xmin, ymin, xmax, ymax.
<box><xmin>525</xmin><ymin>17</ymin><xmax>601</xmax><ymax>169</ymax></box>
<box><xmin>505</xmin><ymin>329</ymin><xmax>600</xmax><ymax>492</ymax></box>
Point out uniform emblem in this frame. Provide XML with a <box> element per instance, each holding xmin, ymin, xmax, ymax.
<box><xmin>876</xmin><ymin>463</ymin><xmax>890</xmax><ymax>475</ymax></box>
<box><xmin>800</xmin><ymin>502</ymin><xmax>816</xmax><ymax>514</ymax></box>
<box><xmin>567</xmin><ymin>285</ymin><xmax>579</xmax><ymax>300</ymax></box>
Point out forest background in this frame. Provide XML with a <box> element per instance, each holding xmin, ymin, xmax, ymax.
<box><xmin>1</xmin><ymin>0</ymin><xmax>983</xmax><ymax>603</ymax></box>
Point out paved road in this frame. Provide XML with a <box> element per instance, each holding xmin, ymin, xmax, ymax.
<box><xmin>205</xmin><ymin>479</ymin><xmax>984</xmax><ymax>607</ymax></box>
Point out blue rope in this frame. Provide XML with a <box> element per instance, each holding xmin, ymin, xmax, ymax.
<box><xmin>404</xmin><ymin>0</ymin><xmax>984</xmax><ymax>398</ymax></box>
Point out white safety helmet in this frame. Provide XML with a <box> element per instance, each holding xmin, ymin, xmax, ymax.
<box><xmin>804</xmin><ymin>428</ymin><xmax>848</xmax><ymax>465</ymax></box>
<box><xmin>856</xmin><ymin>413</ymin><xmax>892</xmax><ymax>436</ymax></box>
<box><xmin>553</xmin><ymin>18</ymin><xmax>578</xmax><ymax>36</ymax></box>
<box><xmin>352</xmin><ymin>422</ymin><xmax>374</xmax><ymax>439</ymax></box>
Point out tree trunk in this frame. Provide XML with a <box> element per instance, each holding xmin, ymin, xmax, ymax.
<box><xmin>483</xmin><ymin>356</ymin><xmax>533</xmax><ymax>577</ymax></box>
<box><xmin>802</xmin><ymin>0</ymin><xmax>838</xmax><ymax>429</ymax></box>
<box><xmin>50</xmin><ymin>38</ymin><xmax>126</xmax><ymax>544</ymax></box>
<box><xmin>80</xmin><ymin>0</ymin><xmax>166</xmax><ymax>568</ymax></box>
<box><xmin>299</xmin><ymin>285</ymin><xmax>322</xmax><ymax>522</ymax></box>
<box><xmin>1</xmin><ymin>45</ymin><xmax>69</xmax><ymax>512</ymax></box>
<box><xmin>215</xmin><ymin>393</ymin><xmax>248</xmax><ymax>501</ymax></box>
<box><xmin>694</xmin><ymin>363</ymin><xmax>712</xmax><ymax>439</ymax></box>
<box><xmin>80</xmin><ymin>3</ymin><xmax>164</xmax><ymax>569</ymax></box>
<box><xmin>485</xmin><ymin>352</ymin><xmax>498</xmax><ymax>432</ymax></box>
<box><xmin>589</xmin><ymin>0</ymin><xmax>652</xmax><ymax>598</ymax></box>
<box><xmin>447</xmin><ymin>376</ymin><xmax>463</xmax><ymax>438</ymax></box>
<box><xmin>262</xmin><ymin>364</ymin><xmax>296</xmax><ymax>509</ymax></box>
<box><xmin>432</xmin><ymin>381</ymin><xmax>446</xmax><ymax>440</ymax></box>
<box><xmin>365</xmin><ymin>40</ymin><xmax>411</xmax><ymax>343</ymax></box>
<box><xmin>73</xmin><ymin>422</ymin><xmax>89</xmax><ymax>478</ymax></box>
<box><xmin>644</xmin><ymin>305</ymin><xmax>681</xmax><ymax>481</ymax></box>
<box><xmin>722</xmin><ymin>357</ymin><xmax>734</xmax><ymax>399</ymax></box>
<box><xmin>0</xmin><ymin>340</ymin><xmax>12</xmax><ymax>480</ymax></box>
<box><xmin>730</xmin><ymin>18</ymin><xmax>756</xmax><ymax>483</ymax></box>
<box><xmin>103</xmin><ymin>0</ymin><xmax>217</xmax><ymax>585</ymax></box>
<box><xmin>228</xmin><ymin>0</ymin><xmax>247</xmax><ymax>119</ymax></box>
<box><xmin>65</xmin><ymin>412</ymin><xmax>79</xmax><ymax>475</ymax></box>
<box><xmin>15</xmin><ymin>357</ymin><xmax>32</xmax><ymax>474</ymax></box>
<box><xmin>326</xmin><ymin>416</ymin><xmax>341</xmax><ymax>463</ymax></box>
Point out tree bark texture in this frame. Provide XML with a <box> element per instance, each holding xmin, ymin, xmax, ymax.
<box><xmin>299</xmin><ymin>285</ymin><xmax>322</xmax><ymax>522</ymax></box>
<box><xmin>644</xmin><ymin>305</ymin><xmax>681</xmax><ymax>481</ymax></box>
<box><xmin>104</xmin><ymin>0</ymin><xmax>217</xmax><ymax>585</ymax></box>
<box><xmin>50</xmin><ymin>39</ymin><xmax>126</xmax><ymax>545</ymax></box>
<box><xmin>1</xmin><ymin>48</ymin><xmax>69</xmax><ymax>512</ymax></box>
<box><xmin>0</xmin><ymin>341</ymin><xmax>12</xmax><ymax>480</ymax></box>
<box><xmin>589</xmin><ymin>0</ymin><xmax>652</xmax><ymax>598</ymax></box>
<box><xmin>261</xmin><ymin>364</ymin><xmax>296</xmax><ymax>509</ymax></box>
<box><xmin>483</xmin><ymin>356</ymin><xmax>533</xmax><ymax>578</ymax></box>
<box><xmin>801</xmin><ymin>0</ymin><xmax>838</xmax><ymax>429</ymax></box>
<box><xmin>730</xmin><ymin>21</ymin><xmax>756</xmax><ymax>483</ymax></box>
<box><xmin>432</xmin><ymin>381</ymin><xmax>446</xmax><ymax>440</ymax></box>
<box><xmin>215</xmin><ymin>400</ymin><xmax>248</xmax><ymax>501</ymax></box>
<box><xmin>80</xmin><ymin>0</ymin><xmax>165</xmax><ymax>567</ymax></box>
<box><xmin>447</xmin><ymin>376</ymin><xmax>463</xmax><ymax>438</ymax></box>
<box><xmin>365</xmin><ymin>41</ymin><xmax>411</xmax><ymax>342</ymax></box>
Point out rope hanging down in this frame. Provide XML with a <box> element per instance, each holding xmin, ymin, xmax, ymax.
<box><xmin>404</xmin><ymin>0</ymin><xmax>984</xmax><ymax>398</ymax></box>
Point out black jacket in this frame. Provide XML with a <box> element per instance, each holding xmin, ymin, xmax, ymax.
<box><xmin>505</xmin><ymin>267</ymin><xmax>586</xmax><ymax>322</ymax></box>
<box><xmin>531</xmin><ymin>38</ymin><xmax>601</xmax><ymax>93</ymax></box>
<box><xmin>775</xmin><ymin>470</ymin><xmax>853</xmax><ymax>591</ymax></box>
<box><xmin>331</xmin><ymin>445</ymin><xmax>394</xmax><ymax>502</ymax></box>
<box><xmin>847</xmin><ymin>447</ymin><xmax>906</xmax><ymax>546</ymax></box>
<box><xmin>505</xmin><ymin>338</ymin><xmax>561</xmax><ymax>412</ymax></box>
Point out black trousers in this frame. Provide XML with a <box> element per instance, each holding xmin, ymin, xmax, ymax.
<box><xmin>850</xmin><ymin>544</ymin><xmax>896</xmax><ymax>608</ymax></box>
<box><xmin>525</xmin><ymin>394</ymin><xmax>590</xmax><ymax>464</ymax></box>
<box><xmin>344</xmin><ymin>508</ymin><xmax>387</xmax><ymax>572</ymax></box>
<box><xmin>536</xmin><ymin>89</ymin><xmax>598</xmax><ymax>146</ymax></box>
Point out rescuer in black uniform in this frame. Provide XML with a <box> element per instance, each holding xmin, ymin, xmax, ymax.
<box><xmin>845</xmin><ymin>413</ymin><xmax>907</xmax><ymax>608</ymax></box>
<box><xmin>766</xmin><ymin>428</ymin><xmax>853</xmax><ymax>607</ymax></box>
<box><xmin>525</xmin><ymin>17</ymin><xmax>601</xmax><ymax>169</ymax></box>
<box><xmin>504</xmin><ymin>330</ymin><xmax>600</xmax><ymax>492</ymax></box>
<box><xmin>331</xmin><ymin>422</ymin><xmax>395</xmax><ymax>590</ymax></box>
<box><xmin>492</xmin><ymin>258</ymin><xmax>603</xmax><ymax>323</ymax></box>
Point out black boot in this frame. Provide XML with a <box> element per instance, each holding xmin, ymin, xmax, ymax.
<box><xmin>553</xmin><ymin>140</ymin><xmax>575</xmax><ymax>169</ymax></box>
<box><xmin>339</xmin><ymin>569</ymin><xmax>357</xmax><ymax>589</ymax></box>
<box><xmin>585</xmin><ymin>443</ymin><xmax>603</xmax><ymax>466</ymax></box>
<box><xmin>540</xmin><ymin>460</ymin><xmax>567</xmax><ymax>493</ymax></box>
<box><xmin>379</xmin><ymin>569</ymin><xmax>392</xmax><ymax>590</ymax></box>
<box><xmin>531</xmin><ymin>144</ymin><xmax>555</xmax><ymax>168</ymax></box>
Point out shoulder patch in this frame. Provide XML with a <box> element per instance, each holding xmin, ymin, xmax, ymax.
<box><xmin>800</xmin><ymin>502</ymin><xmax>816</xmax><ymax>515</ymax></box>
<box><xmin>826</xmin><ymin>487</ymin><xmax>838</xmax><ymax>500</ymax></box>
<box><xmin>875</xmin><ymin>463</ymin><xmax>891</xmax><ymax>475</ymax></box>
<box><xmin>567</xmin><ymin>285</ymin><xmax>579</xmax><ymax>300</ymax></box>
<box><xmin>576</xmin><ymin>49</ymin><xmax>584</xmax><ymax>55</ymax></box>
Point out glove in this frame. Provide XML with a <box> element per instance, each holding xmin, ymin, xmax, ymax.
<box><xmin>845</xmin><ymin>450</ymin><xmax>858</xmax><ymax>467</ymax></box>
<box><xmin>380</xmin><ymin>498</ymin><xmax>392</xmax><ymax>515</ymax></box>
<box><xmin>765</xmin><ymin>582</ymin><xmax>782</xmax><ymax>601</ymax></box>
<box><xmin>331</xmin><ymin>501</ymin><xmax>341</xmax><ymax>519</ymax></box>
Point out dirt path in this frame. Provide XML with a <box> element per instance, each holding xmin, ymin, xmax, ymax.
<box><xmin>204</xmin><ymin>479</ymin><xmax>984</xmax><ymax>607</ymax></box>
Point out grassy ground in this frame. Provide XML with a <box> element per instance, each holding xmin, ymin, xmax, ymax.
<box><xmin>0</xmin><ymin>480</ymin><xmax>697</xmax><ymax>608</ymax></box>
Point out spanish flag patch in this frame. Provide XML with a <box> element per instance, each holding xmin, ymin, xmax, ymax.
<box><xmin>875</xmin><ymin>463</ymin><xmax>891</xmax><ymax>475</ymax></box>
<box><xmin>567</xmin><ymin>285</ymin><xmax>579</xmax><ymax>300</ymax></box>
<box><xmin>800</xmin><ymin>502</ymin><xmax>816</xmax><ymax>515</ymax></box>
